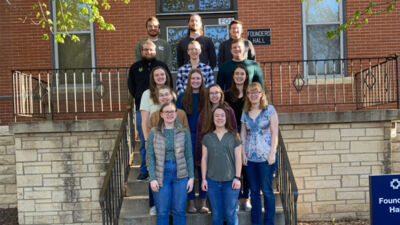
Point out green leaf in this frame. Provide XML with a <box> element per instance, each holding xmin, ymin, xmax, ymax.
<box><xmin>5</xmin><ymin>8</ymin><xmax>9</xmax><ymax>13</ymax></box>
<box><xmin>364</xmin><ymin>18</ymin><xmax>369</xmax><ymax>24</ymax></box>
<box><xmin>33</xmin><ymin>4</ymin><xmax>38</xmax><ymax>10</ymax></box>
<box><xmin>46</xmin><ymin>10</ymin><xmax>50</xmax><ymax>16</ymax></box>
<box><xmin>80</xmin><ymin>7</ymin><xmax>89</xmax><ymax>15</ymax></box>
<box><xmin>42</xmin><ymin>33</ymin><xmax>49</xmax><ymax>40</ymax></box>
<box><xmin>71</xmin><ymin>35</ymin><xmax>80</xmax><ymax>42</ymax></box>
<box><xmin>36</xmin><ymin>12</ymin><xmax>41</xmax><ymax>18</ymax></box>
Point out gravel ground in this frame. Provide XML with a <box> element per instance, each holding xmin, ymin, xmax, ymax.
<box><xmin>0</xmin><ymin>208</ymin><xmax>18</xmax><ymax>225</ymax></box>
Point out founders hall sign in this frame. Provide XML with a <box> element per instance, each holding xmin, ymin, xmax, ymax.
<box><xmin>369</xmin><ymin>174</ymin><xmax>400</xmax><ymax>225</ymax></box>
<box><xmin>246</xmin><ymin>28</ymin><xmax>271</xmax><ymax>46</ymax></box>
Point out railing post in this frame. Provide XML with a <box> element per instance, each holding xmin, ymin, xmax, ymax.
<box><xmin>270</xmin><ymin>62</ymin><xmax>273</xmax><ymax>104</ymax></box>
<box><xmin>395</xmin><ymin>55</ymin><xmax>399</xmax><ymax>109</ymax></box>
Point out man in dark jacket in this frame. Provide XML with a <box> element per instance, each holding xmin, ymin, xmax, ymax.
<box><xmin>128</xmin><ymin>39</ymin><xmax>172</xmax><ymax>181</ymax></box>
<box><xmin>176</xmin><ymin>14</ymin><xmax>217</xmax><ymax>70</ymax></box>
<box><xmin>218</xmin><ymin>20</ymin><xmax>256</xmax><ymax>67</ymax></box>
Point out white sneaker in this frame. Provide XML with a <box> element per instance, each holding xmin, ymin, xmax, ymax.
<box><xmin>149</xmin><ymin>206</ymin><xmax>156</xmax><ymax>216</ymax></box>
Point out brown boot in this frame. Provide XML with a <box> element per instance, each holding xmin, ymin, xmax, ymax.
<box><xmin>198</xmin><ymin>198</ymin><xmax>210</xmax><ymax>213</ymax></box>
<box><xmin>187</xmin><ymin>200</ymin><xmax>197</xmax><ymax>213</ymax></box>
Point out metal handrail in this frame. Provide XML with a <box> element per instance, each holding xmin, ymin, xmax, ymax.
<box><xmin>99</xmin><ymin>96</ymin><xmax>135</xmax><ymax>225</ymax></box>
<box><xmin>260</xmin><ymin>55</ymin><xmax>399</xmax><ymax>112</ymax></box>
<box><xmin>277</xmin><ymin>130</ymin><xmax>298</xmax><ymax>225</ymax></box>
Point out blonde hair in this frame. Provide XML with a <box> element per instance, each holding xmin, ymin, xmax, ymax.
<box><xmin>243</xmin><ymin>82</ymin><xmax>267</xmax><ymax>112</ymax></box>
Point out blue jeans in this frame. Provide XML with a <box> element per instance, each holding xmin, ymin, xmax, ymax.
<box><xmin>153</xmin><ymin>161</ymin><xmax>188</xmax><ymax>225</ymax></box>
<box><xmin>135</xmin><ymin>110</ymin><xmax>148</xmax><ymax>175</ymax></box>
<box><xmin>207</xmin><ymin>178</ymin><xmax>240</xmax><ymax>225</ymax></box>
<box><xmin>246</xmin><ymin>159</ymin><xmax>278</xmax><ymax>225</ymax></box>
<box><xmin>188</xmin><ymin>132</ymin><xmax>207</xmax><ymax>200</ymax></box>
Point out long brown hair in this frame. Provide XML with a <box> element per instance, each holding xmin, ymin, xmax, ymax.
<box><xmin>181</xmin><ymin>68</ymin><xmax>207</xmax><ymax>115</ymax></box>
<box><xmin>201</xmin><ymin>84</ymin><xmax>225</xmax><ymax>134</ymax></box>
<box><xmin>187</xmin><ymin>14</ymin><xmax>204</xmax><ymax>36</ymax></box>
<box><xmin>226</xmin><ymin>64</ymin><xmax>249</xmax><ymax>102</ymax></box>
<box><xmin>206</xmin><ymin>106</ymin><xmax>240</xmax><ymax>142</ymax></box>
<box><xmin>149</xmin><ymin>66</ymin><xmax>171</xmax><ymax>104</ymax></box>
<box><xmin>243</xmin><ymin>82</ymin><xmax>267</xmax><ymax>113</ymax></box>
<box><xmin>156</xmin><ymin>102</ymin><xmax>177</xmax><ymax>131</ymax></box>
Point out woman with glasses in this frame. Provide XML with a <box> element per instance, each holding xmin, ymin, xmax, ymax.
<box><xmin>176</xmin><ymin>68</ymin><xmax>208</xmax><ymax>213</ymax></box>
<box><xmin>240</xmin><ymin>82</ymin><xmax>278</xmax><ymax>225</ymax></box>
<box><xmin>147</xmin><ymin>102</ymin><xmax>194</xmax><ymax>225</ymax></box>
<box><xmin>201</xmin><ymin>106</ymin><xmax>242</xmax><ymax>225</ymax></box>
<box><xmin>194</xmin><ymin>84</ymin><xmax>237</xmax><ymax>213</ymax></box>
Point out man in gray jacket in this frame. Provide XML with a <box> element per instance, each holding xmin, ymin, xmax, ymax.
<box><xmin>135</xmin><ymin>17</ymin><xmax>172</xmax><ymax>69</ymax></box>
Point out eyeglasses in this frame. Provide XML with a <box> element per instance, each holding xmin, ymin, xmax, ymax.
<box><xmin>162</xmin><ymin>110</ymin><xmax>176</xmax><ymax>115</ymax></box>
<box><xmin>209</xmin><ymin>91</ymin><xmax>220</xmax><ymax>96</ymax></box>
<box><xmin>248</xmin><ymin>91</ymin><xmax>261</xmax><ymax>95</ymax></box>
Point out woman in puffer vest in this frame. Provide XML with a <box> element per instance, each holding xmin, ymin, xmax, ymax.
<box><xmin>146</xmin><ymin>102</ymin><xmax>195</xmax><ymax>225</ymax></box>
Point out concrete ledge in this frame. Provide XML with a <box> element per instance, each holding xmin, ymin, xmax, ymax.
<box><xmin>0</xmin><ymin>125</ymin><xmax>11</xmax><ymax>136</ymax></box>
<box><xmin>9</xmin><ymin>119</ymin><xmax>122</xmax><ymax>134</ymax></box>
<box><xmin>279</xmin><ymin>109</ymin><xmax>400</xmax><ymax>124</ymax></box>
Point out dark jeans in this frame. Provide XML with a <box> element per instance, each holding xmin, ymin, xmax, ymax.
<box><xmin>188</xmin><ymin>132</ymin><xmax>207</xmax><ymax>200</ymax></box>
<box><xmin>135</xmin><ymin>110</ymin><xmax>148</xmax><ymax>175</ymax></box>
<box><xmin>207</xmin><ymin>178</ymin><xmax>240</xmax><ymax>225</ymax></box>
<box><xmin>246</xmin><ymin>159</ymin><xmax>278</xmax><ymax>225</ymax></box>
<box><xmin>153</xmin><ymin>161</ymin><xmax>188</xmax><ymax>225</ymax></box>
<box><xmin>238</xmin><ymin>165</ymin><xmax>249</xmax><ymax>199</ymax></box>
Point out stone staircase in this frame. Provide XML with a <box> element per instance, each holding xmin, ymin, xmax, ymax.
<box><xmin>119</xmin><ymin>149</ymin><xmax>285</xmax><ymax>225</ymax></box>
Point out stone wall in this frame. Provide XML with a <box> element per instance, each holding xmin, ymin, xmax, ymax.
<box><xmin>391</xmin><ymin>120</ymin><xmax>400</xmax><ymax>174</ymax></box>
<box><xmin>279</xmin><ymin>110</ymin><xmax>400</xmax><ymax>221</ymax></box>
<box><xmin>10</xmin><ymin>119</ymin><xmax>120</xmax><ymax>225</ymax></box>
<box><xmin>0</xmin><ymin>126</ymin><xmax>16</xmax><ymax>208</ymax></box>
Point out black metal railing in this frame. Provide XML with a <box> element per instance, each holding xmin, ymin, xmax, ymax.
<box><xmin>276</xmin><ymin>131</ymin><xmax>298</xmax><ymax>225</ymax></box>
<box><xmin>260</xmin><ymin>55</ymin><xmax>399</xmax><ymax>112</ymax></box>
<box><xmin>12</xmin><ymin>67</ymin><xmax>130</xmax><ymax>120</ymax></box>
<box><xmin>99</xmin><ymin>96</ymin><xmax>135</xmax><ymax>225</ymax></box>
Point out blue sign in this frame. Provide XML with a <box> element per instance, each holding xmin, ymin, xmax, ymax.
<box><xmin>369</xmin><ymin>174</ymin><xmax>400</xmax><ymax>225</ymax></box>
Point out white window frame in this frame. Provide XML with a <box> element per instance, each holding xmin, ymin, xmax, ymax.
<box><xmin>302</xmin><ymin>0</ymin><xmax>344</xmax><ymax>77</ymax></box>
<box><xmin>51</xmin><ymin>1</ymin><xmax>96</xmax><ymax>70</ymax></box>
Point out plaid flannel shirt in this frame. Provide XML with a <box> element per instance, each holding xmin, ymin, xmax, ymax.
<box><xmin>176</xmin><ymin>62</ymin><xmax>215</xmax><ymax>95</ymax></box>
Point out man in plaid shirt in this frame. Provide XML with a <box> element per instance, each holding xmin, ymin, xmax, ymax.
<box><xmin>176</xmin><ymin>40</ymin><xmax>215</xmax><ymax>95</ymax></box>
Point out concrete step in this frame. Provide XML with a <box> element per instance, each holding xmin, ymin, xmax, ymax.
<box><xmin>119</xmin><ymin>201</ymin><xmax>284</xmax><ymax>225</ymax></box>
<box><xmin>119</xmin><ymin>193</ymin><xmax>284</xmax><ymax>225</ymax></box>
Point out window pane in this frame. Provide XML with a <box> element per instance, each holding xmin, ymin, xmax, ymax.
<box><xmin>167</xmin><ymin>27</ymin><xmax>188</xmax><ymax>71</ymax></box>
<box><xmin>307</xmin><ymin>25</ymin><xmax>340</xmax><ymax>75</ymax></box>
<box><xmin>204</xmin><ymin>25</ymin><xmax>229</xmax><ymax>70</ymax></box>
<box><xmin>161</xmin><ymin>0</ymin><xmax>195</xmax><ymax>12</ymax></box>
<box><xmin>56</xmin><ymin>0</ymin><xmax>90</xmax><ymax>31</ymax></box>
<box><xmin>199</xmin><ymin>0</ymin><xmax>231</xmax><ymax>10</ymax></box>
<box><xmin>58</xmin><ymin>33</ymin><xmax>92</xmax><ymax>69</ymax></box>
<box><xmin>304</xmin><ymin>0</ymin><xmax>340</xmax><ymax>23</ymax></box>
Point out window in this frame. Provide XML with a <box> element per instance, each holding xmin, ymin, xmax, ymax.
<box><xmin>52</xmin><ymin>0</ymin><xmax>96</xmax><ymax>77</ymax></box>
<box><xmin>302</xmin><ymin>0</ymin><xmax>344</xmax><ymax>76</ymax></box>
<box><xmin>157</xmin><ymin>0</ymin><xmax>236</xmax><ymax>14</ymax></box>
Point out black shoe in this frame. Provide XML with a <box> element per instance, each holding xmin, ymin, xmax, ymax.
<box><xmin>137</xmin><ymin>173</ymin><xmax>149</xmax><ymax>181</ymax></box>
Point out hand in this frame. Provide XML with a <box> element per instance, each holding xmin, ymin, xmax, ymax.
<box><xmin>150</xmin><ymin>180</ymin><xmax>159</xmax><ymax>192</ymax></box>
<box><xmin>267</xmin><ymin>152</ymin><xmax>276</xmax><ymax>165</ymax></box>
<box><xmin>201</xmin><ymin>179</ymin><xmax>208</xmax><ymax>192</ymax></box>
<box><xmin>187</xmin><ymin>178</ymin><xmax>194</xmax><ymax>193</ymax></box>
<box><xmin>232</xmin><ymin>178</ymin><xmax>241</xmax><ymax>190</ymax></box>
<box><xmin>242</xmin><ymin>152</ymin><xmax>248</xmax><ymax>166</ymax></box>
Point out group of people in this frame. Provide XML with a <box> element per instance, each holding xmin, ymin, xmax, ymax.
<box><xmin>128</xmin><ymin>14</ymin><xmax>279</xmax><ymax>225</ymax></box>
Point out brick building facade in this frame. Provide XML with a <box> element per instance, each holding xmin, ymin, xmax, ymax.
<box><xmin>1</xmin><ymin>0</ymin><xmax>399</xmax><ymax>125</ymax></box>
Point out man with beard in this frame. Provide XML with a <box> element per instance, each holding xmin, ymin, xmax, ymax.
<box><xmin>218</xmin><ymin>20</ymin><xmax>256</xmax><ymax>67</ymax></box>
<box><xmin>135</xmin><ymin>17</ymin><xmax>172</xmax><ymax>69</ymax></box>
<box><xmin>128</xmin><ymin>40</ymin><xmax>173</xmax><ymax>181</ymax></box>
<box><xmin>217</xmin><ymin>39</ymin><xmax>264</xmax><ymax>90</ymax></box>
<box><xmin>177</xmin><ymin>14</ymin><xmax>217</xmax><ymax>70</ymax></box>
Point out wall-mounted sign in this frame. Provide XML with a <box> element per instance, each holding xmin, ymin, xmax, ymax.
<box><xmin>369</xmin><ymin>174</ymin><xmax>400</xmax><ymax>225</ymax></box>
<box><xmin>218</xmin><ymin>18</ymin><xmax>234</xmax><ymax>25</ymax></box>
<box><xmin>247</xmin><ymin>29</ymin><xmax>271</xmax><ymax>46</ymax></box>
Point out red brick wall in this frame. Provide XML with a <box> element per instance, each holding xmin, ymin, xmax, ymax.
<box><xmin>1</xmin><ymin>0</ymin><xmax>399</xmax><ymax>125</ymax></box>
